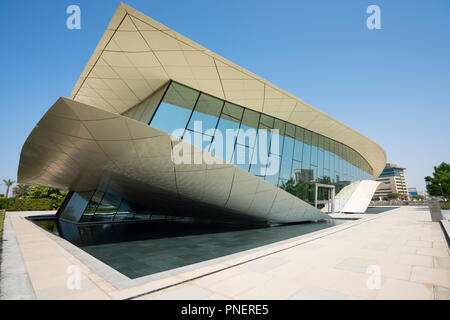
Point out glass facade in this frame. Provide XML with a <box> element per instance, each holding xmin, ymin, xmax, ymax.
<box><xmin>59</xmin><ymin>191</ymin><xmax>93</xmax><ymax>223</ymax></box>
<box><xmin>141</xmin><ymin>81</ymin><xmax>376</xmax><ymax>208</ymax></box>
<box><xmin>80</xmin><ymin>190</ymin><xmax>152</xmax><ymax>223</ymax></box>
<box><xmin>148</xmin><ymin>81</ymin><xmax>373</xmax><ymax>191</ymax></box>
<box><xmin>59</xmin><ymin>189</ymin><xmax>177</xmax><ymax>224</ymax></box>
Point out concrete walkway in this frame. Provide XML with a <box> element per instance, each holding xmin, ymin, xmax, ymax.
<box><xmin>0</xmin><ymin>206</ymin><xmax>449</xmax><ymax>300</ymax></box>
<box><xmin>0</xmin><ymin>212</ymin><xmax>36</xmax><ymax>299</ymax></box>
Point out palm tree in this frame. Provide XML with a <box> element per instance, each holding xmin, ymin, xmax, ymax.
<box><xmin>12</xmin><ymin>183</ymin><xmax>32</xmax><ymax>198</ymax></box>
<box><xmin>3</xmin><ymin>179</ymin><xmax>16</xmax><ymax>198</ymax></box>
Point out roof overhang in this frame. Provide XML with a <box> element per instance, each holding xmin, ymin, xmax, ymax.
<box><xmin>70</xmin><ymin>2</ymin><xmax>386</xmax><ymax>178</ymax></box>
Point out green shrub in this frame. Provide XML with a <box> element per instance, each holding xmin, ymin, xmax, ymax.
<box><xmin>440</xmin><ymin>201</ymin><xmax>450</xmax><ymax>210</ymax></box>
<box><xmin>0</xmin><ymin>209</ymin><xmax>5</xmax><ymax>240</ymax></box>
<box><xmin>0</xmin><ymin>197</ymin><xmax>63</xmax><ymax>211</ymax></box>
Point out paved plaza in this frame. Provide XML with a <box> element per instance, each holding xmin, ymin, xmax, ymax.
<box><xmin>1</xmin><ymin>206</ymin><xmax>449</xmax><ymax>300</ymax></box>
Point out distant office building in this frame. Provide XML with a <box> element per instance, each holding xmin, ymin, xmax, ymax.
<box><xmin>408</xmin><ymin>188</ymin><xmax>428</xmax><ymax>199</ymax></box>
<box><xmin>408</xmin><ymin>187</ymin><xmax>418</xmax><ymax>197</ymax></box>
<box><xmin>374</xmin><ymin>163</ymin><xmax>409</xmax><ymax>199</ymax></box>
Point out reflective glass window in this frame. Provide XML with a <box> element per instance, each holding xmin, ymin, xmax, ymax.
<box><xmin>150</xmin><ymin>82</ymin><xmax>199</xmax><ymax>138</ymax></box>
<box><xmin>236</xmin><ymin>109</ymin><xmax>260</xmax><ymax>147</ymax></box>
<box><xmin>259</xmin><ymin>114</ymin><xmax>274</xmax><ymax>128</ymax></box>
<box><xmin>249</xmin><ymin>122</ymin><xmax>272</xmax><ymax>177</ymax></box>
<box><xmin>310</xmin><ymin>166</ymin><xmax>318</xmax><ymax>181</ymax></box>
<box><xmin>114</xmin><ymin>201</ymin><xmax>135</xmax><ymax>222</ymax></box>
<box><xmin>249</xmin><ymin>147</ymin><xmax>266</xmax><ymax>177</ymax></box>
<box><xmin>285</xmin><ymin>123</ymin><xmax>295</xmax><ymax>138</ymax></box>
<box><xmin>213</xmin><ymin>114</ymin><xmax>240</xmax><ymax>162</ymax></box>
<box><xmin>264</xmin><ymin>154</ymin><xmax>281</xmax><ymax>186</ymax></box>
<box><xmin>317</xmin><ymin>135</ymin><xmax>324</xmax><ymax>179</ymax></box>
<box><xmin>302</xmin><ymin>130</ymin><xmax>312</xmax><ymax>170</ymax></box>
<box><xmin>256</xmin><ymin>124</ymin><xmax>272</xmax><ymax>158</ymax></box>
<box><xmin>335</xmin><ymin>143</ymin><xmax>342</xmax><ymax>181</ymax></box>
<box><xmin>234</xmin><ymin>144</ymin><xmax>254</xmax><ymax>172</ymax></box>
<box><xmin>293</xmin><ymin>127</ymin><xmax>304</xmax><ymax>161</ymax></box>
<box><xmin>90</xmin><ymin>192</ymin><xmax>121</xmax><ymax>223</ymax></box>
<box><xmin>186</xmin><ymin>93</ymin><xmax>223</xmax><ymax>133</ymax></box>
<box><xmin>270</xmin><ymin>119</ymin><xmax>285</xmax><ymax>156</ymax></box>
<box><xmin>80</xmin><ymin>190</ymin><xmax>103</xmax><ymax>223</ymax></box>
<box><xmin>318</xmin><ymin>150</ymin><xmax>324</xmax><ymax>179</ymax></box>
<box><xmin>59</xmin><ymin>191</ymin><xmax>93</xmax><ymax>223</ymax></box>
<box><xmin>279</xmin><ymin>135</ymin><xmax>294</xmax><ymax>180</ymax></box>
<box><xmin>324</xmin><ymin>138</ymin><xmax>330</xmax><ymax>171</ymax></box>
<box><xmin>324</xmin><ymin>169</ymin><xmax>330</xmax><ymax>180</ymax></box>
<box><xmin>311</xmin><ymin>132</ymin><xmax>318</xmax><ymax>167</ymax></box>
<box><xmin>330</xmin><ymin>141</ymin><xmax>335</xmax><ymax>180</ymax></box>
<box><xmin>222</xmin><ymin>102</ymin><xmax>244</xmax><ymax>120</ymax></box>
<box><xmin>291</xmin><ymin>160</ymin><xmax>302</xmax><ymax>181</ymax></box>
<box><xmin>343</xmin><ymin>146</ymin><xmax>349</xmax><ymax>179</ymax></box>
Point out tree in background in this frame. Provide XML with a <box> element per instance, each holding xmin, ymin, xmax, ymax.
<box><xmin>0</xmin><ymin>185</ymin><xmax>68</xmax><ymax>211</ymax></box>
<box><xmin>26</xmin><ymin>186</ymin><xmax>68</xmax><ymax>202</ymax></box>
<box><xmin>386</xmin><ymin>193</ymin><xmax>401</xmax><ymax>200</ymax></box>
<box><xmin>12</xmin><ymin>184</ymin><xmax>33</xmax><ymax>198</ymax></box>
<box><xmin>280</xmin><ymin>178</ymin><xmax>328</xmax><ymax>206</ymax></box>
<box><xmin>425</xmin><ymin>162</ymin><xmax>449</xmax><ymax>200</ymax></box>
<box><xmin>2</xmin><ymin>179</ymin><xmax>15</xmax><ymax>198</ymax></box>
<box><xmin>412</xmin><ymin>194</ymin><xmax>425</xmax><ymax>201</ymax></box>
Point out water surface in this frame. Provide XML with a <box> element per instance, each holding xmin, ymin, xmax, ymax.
<box><xmin>34</xmin><ymin>218</ymin><xmax>348</xmax><ymax>279</ymax></box>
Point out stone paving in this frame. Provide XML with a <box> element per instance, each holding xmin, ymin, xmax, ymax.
<box><xmin>0</xmin><ymin>206</ymin><xmax>448</xmax><ymax>300</ymax></box>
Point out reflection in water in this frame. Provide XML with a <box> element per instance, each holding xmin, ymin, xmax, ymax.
<box><xmin>33</xmin><ymin>218</ymin><xmax>348</xmax><ymax>279</ymax></box>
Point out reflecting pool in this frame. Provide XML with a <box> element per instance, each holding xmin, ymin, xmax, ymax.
<box><xmin>33</xmin><ymin>217</ymin><xmax>348</xmax><ymax>279</ymax></box>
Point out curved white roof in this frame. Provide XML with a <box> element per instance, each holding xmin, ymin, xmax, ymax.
<box><xmin>70</xmin><ymin>2</ymin><xmax>386</xmax><ymax>177</ymax></box>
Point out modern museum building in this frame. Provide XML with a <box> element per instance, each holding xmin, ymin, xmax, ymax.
<box><xmin>18</xmin><ymin>3</ymin><xmax>386</xmax><ymax>226</ymax></box>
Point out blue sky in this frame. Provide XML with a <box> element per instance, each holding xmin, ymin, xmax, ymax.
<box><xmin>0</xmin><ymin>0</ymin><xmax>449</xmax><ymax>195</ymax></box>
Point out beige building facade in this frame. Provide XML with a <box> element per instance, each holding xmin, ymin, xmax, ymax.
<box><xmin>374</xmin><ymin>163</ymin><xmax>409</xmax><ymax>199</ymax></box>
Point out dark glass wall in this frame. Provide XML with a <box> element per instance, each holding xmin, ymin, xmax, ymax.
<box><xmin>77</xmin><ymin>190</ymin><xmax>157</xmax><ymax>223</ymax></box>
<box><xmin>59</xmin><ymin>191</ymin><xmax>93</xmax><ymax>222</ymax></box>
<box><xmin>148</xmin><ymin>81</ymin><xmax>373</xmax><ymax>189</ymax></box>
<box><xmin>59</xmin><ymin>188</ymin><xmax>180</xmax><ymax>224</ymax></box>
